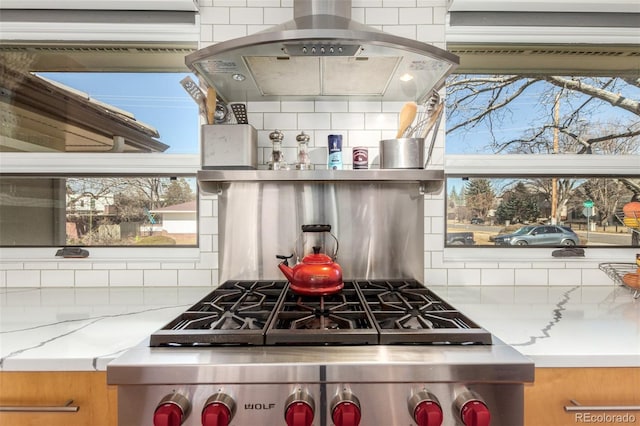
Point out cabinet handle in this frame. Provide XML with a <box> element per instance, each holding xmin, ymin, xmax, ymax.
<box><xmin>565</xmin><ymin>399</ymin><xmax>640</xmax><ymax>412</ymax></box>
<box><xmin>0</xmin><ymin>399</ymin><xmax>79</xmax><ymax>412</ymax></box>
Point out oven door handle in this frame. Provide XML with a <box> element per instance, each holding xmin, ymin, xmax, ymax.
<box><xmin>564</xmin><ymin>399</ymin><xmax>640</xmax><ymax>412</ymax></box>
<box><xmin>0</xmin><ymin>399</ymin><xmax>79</xmax><ymax>412</ymax></box>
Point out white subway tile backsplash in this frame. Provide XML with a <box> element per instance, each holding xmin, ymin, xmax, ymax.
<box><xmin>281</xmin><ymin>101</ymin><xmax>314</xmax><ymax>112</ymax></box>
<box><xmin>416</xmin><ymin>24</ymin><xmax>445</xmax><ymax>43</ymax></box>
<box><xmin>399</xmin><ymin>7</ymin><xmax>432</xmax><ymax>24</ymax></box>
<box><xmin>57</xmin><ymin>261</ymin><xmax>92</xmax><ymax>270</ymax></box>
<box><xmin>0</xmin><ymin>270</ymin><xmax>5</xmax><ymax>287</ymax></box>
<box><xmin>178</xmin><ymin>269</ymin><xmax>213</xmax><ymax>286</ymax></box>
<box><xmin>264</xmin><ymin>7</ymin><xmax>292</xmax><ymax>24</ymax></box>
<box><xmin>581</xmin><ymin>268</ymin><xmax>610</xmax><ymax>286</ymax></box>
<box><xmin>263</xmin><ymin>113</ymin><xmax>298</xmax><ymax>130</ymax></box>
<box><xmin>230</xmin><ymin>7</ymin><xmax>263</xmax><ymax>24</ymax></box>
<box><xmin>364</xmin><ymin>112</ymin><xmax>397</xmax><ymax>130</ymax></box>
<box><xmin>348</xmin><ymin>101</ymin><xmax>381</xmax><ymax>113</ymax></box>
<box><xmin>298</xmin><ymin>113</ymin><xmax>331</xmax><ymax>130</ymax></box>
<box><xmin>199</xmin><ymin>217</ymin><xmax>219</xmax><ymax>235</ymax></box>
<box><xmin>248</xmin><ymin>101</ymin><xmax>281</xmax><ymax>112</ymax></box>
<box><xmin>199</xmin><ymin>234</ymin><xmax>214</xmax><ymax>252</ymax></box>
<box><xmin>200</xmin><ymin>7</ymin><xmax>230</xmax><ymax>24</ymax></box>
<box><xmin>365</xmin><ymin>7</ymin><xmax>398</xmax><ymax>25</ymax></box>
<box><xmin>127</xmin><ymin>262</ymin><xmax>162</xmax><ymax>270</ymax></box>
<box><xmin>109</xmin><ymin>270</ymin><xmax>144</xmax><ymax>287</ymax></box>
<box><xmin>481</xmin><ymin>269</ymin><xmax>515</xmax><ymax>286</ymax></box>
<box><xmin>162</xmin><ymin>262</ymin><xmax>196</xmax><ymax>270</ymax></box>
<box><xmin>448</xmin><ymin>268</ymin><xmax>481</xmax><ymax>286</ymax></box>
<box><xmin>213</xmin><ymin>25</ymin><xmax>247</xmax><ymax>42</ymax></box>
<box><xmin>41</xmin><ymin>270</ymin><xmax>74</xmax><ymax>287</ymax></box>
<box><xmin>76</xmin><ymin>270</ymin><xmax>109</xmax><ymax>287</ymax></box>
<box><xmin>424</xmin><ymin>199</ymin><xmax>445</xmax><ymax>216</ymax></box>
<box><xmin>248</xmin><ymin>0</ymin><xmax>280</xmax><ymax>6</ymax></box>
<box><xmin>424</xmin><ymin>268</ymin><xmax>447</xmax><ymax>285</ymax></box>
<box><xmin>315</xmin><ymin>101</ymin><xmax>348</xmax><ymax>113</ymax></box>
<box><xmin>92</xmin><ymin>263</ymin><xmax>127</xmax><ymax>270</ymax></box>
<box><xmin>198</xmin><ymin>252</ymin><xmax>219</xmax><ymax>270</ymax></box>
<box><xmin>331</xmin><ymin>113</ymin><xmax>365</xmax><ymax>130</ymax></box>
<box><xmin>382</xmin><ymin>25</ymin><xmax>416</xmax><ymax>39</ymax></box>
<box><xmin>433</xmin><ymin>6</ymin><xmax>446</xmax><ymax>24</ymax></box>
<box><xmin>347</xmin><ymin>130</ymin><xmax>381</xmax><ymax>147</ymax></box>
<box><xmin>213</xmin><ymin>0</ymin><xmax>246</xmax><ymax>6</ymax></box>
<box><xmin>144</xmin><ymin>270</ymin><xmax>178</xmax><ymax>286</ymax></box>
<box><xmin>549</xmin><ymin>269</ymin><xmax>582</xmax><ymax>286</ymax></box>
<box><xmin>199</xmin><ymin>199</ymin><xmax>214</xmax><ymax>217</ymax></box>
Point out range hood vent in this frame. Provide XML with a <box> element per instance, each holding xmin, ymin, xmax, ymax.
<box><xmin>186</xmin><ymin>0</ymin><xmax>459</xmax><ymax>103</ymax></box>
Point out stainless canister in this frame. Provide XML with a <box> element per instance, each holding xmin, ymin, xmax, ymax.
<box><xmin>379</xmin><ymin>138</ymin><xmax>424</xmax><ymax>169</ymax></box>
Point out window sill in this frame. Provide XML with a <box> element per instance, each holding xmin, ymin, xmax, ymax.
<box><xmin>0</xmin><ymin>247</ymin><xmax>203</xmax><ymax>263</ymax></box>
<box><xmin>443</xmin><ymin>246</ymin><xmax>638</xmax><ymax>264</ymax></box>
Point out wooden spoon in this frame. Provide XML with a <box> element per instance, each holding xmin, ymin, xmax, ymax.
<box><xmin>396</xmin><ymin>101</ymin><xmax>417</xmax><ymax>138</ymax></box>
<box><xmin>206</xmin><ymin>86</ymin><xmax>217</xmax><ymax>125</ymax></box>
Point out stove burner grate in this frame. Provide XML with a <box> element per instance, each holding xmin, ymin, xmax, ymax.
<box><xmin>150</xmin><ymin>279</ymin><xmax>492</xmax><ymax>347</ymax></box>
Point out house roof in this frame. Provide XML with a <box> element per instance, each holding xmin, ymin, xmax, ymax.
<box><xmin>151</xmin><ymin>200</ymin><xmax>197</xmax><ymax>214</ymax></box>
<box><xmin>1</xmin><ymin>67</ymin><xmax>169</xmax><ymax>153</ymax></box>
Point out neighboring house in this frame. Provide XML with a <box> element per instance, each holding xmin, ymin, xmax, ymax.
<box><xmin>150</xmin><ymin>201</ymin><xmax>197</xmax><ymax>234</ymax></box>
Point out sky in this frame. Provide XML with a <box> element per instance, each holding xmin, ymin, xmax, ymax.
<box><xmin>40</xmin><ymin>72</ymin><xmax>200</xmax><ymax>154</ymax></box>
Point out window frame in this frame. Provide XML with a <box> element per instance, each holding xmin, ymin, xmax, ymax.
<box><xmin>443</xmin><ymin>154</ymin><xmax>640</xmax><ymax>260</ymax></box>
<box><xmin>0</xmin><ymin>152</ymin><xmax>203</xmax><ymax>261</ymax></box>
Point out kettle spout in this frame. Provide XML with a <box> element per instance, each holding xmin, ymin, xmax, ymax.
<box><xmin>276</xmin><ymin>254</ymin><xmax>294</xmax><ymax>282</ymax></box>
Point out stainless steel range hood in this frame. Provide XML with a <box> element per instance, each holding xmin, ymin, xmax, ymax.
<box><xmin>186</xmin><ymin>0</ymin><xmax>459</xmax><ymax>103</ymax></box>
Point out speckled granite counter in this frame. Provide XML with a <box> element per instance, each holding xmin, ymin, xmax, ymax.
<box><xmin>1</xmin><ymin>285</ymin><xmax>638</xmax><ymax>371</ymax></box>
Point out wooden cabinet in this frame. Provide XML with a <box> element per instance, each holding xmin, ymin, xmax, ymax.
<box><xmin>0</xmin><ymin>371</ymin><xmax>117</xmax><ymax>426</ymax></box>
<box><xmin>525</xmin><ymin>367</ymin><xmax>640</xmax><ymax>426</ymax></box>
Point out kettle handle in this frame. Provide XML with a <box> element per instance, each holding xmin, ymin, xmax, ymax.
<box><xmin>301</xmin><ymin>224</ymin><xmax>331</xmax><ymax>233</ymax></box>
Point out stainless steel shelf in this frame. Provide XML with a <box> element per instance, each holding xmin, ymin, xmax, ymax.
<box><xmin>198</xmin><ymin>169</ymin><xmax>443</xmax><ymax>183</ymax></box>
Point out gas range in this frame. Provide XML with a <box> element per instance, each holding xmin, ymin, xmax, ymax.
<box><xmin>107</xmin><ymin>280</ymin><xmax>533</xmax><ymax>426</ymax></box>
<box><xmin>149</xmin><ymin>279</ymin><xmax>492</xmax><ymax>347</ymax></box>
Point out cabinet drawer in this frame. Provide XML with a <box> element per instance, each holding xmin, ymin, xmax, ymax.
<box><xmin>0</xmin><ymin>371</ymin><xmax>117</xmax><ymax>426</ymax></box>
<box><xmin>525</xmin><ymin>367</ymin><xmax>639</xmax><ymax>426</ymax></box>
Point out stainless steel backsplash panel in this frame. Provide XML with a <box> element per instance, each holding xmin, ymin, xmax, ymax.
<box><xmin>218</xmin><ymin>182</ymin><xmax>424</xmax><ymax>282</ymax></box>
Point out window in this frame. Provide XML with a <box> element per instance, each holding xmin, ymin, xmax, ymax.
<box><xmin>0</xmin><ymin>176</ymin><xmax>197</xmax><ymax>247</ymax></box>
<box><xmin>446</xmin><ymin>176</ymin><xmax>640</xmax><ymax>248</ymax></box>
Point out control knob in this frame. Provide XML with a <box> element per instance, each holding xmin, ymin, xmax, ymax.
<box><xmin>454</xmin><ymin>390</ymin><xmax>491</xmax><ymax>426</ymax></box>
<box><xmin>153</xmin><ymin>393</ymin><xmax>191</xmax><ymax>426</ymax></box>
<box><xmin>408</xmin><ymin>389</ymin><xmax>443</xmax><ymax>426</ymax></box>
<box><xmin>331</xmin><ymin>388</ymin><xmax>362</xmax><ymax>426</ymax></box>
<box><xmin>284</xmin><ymin>388</ymin><xmax>315</xmax><ymax>426</ymax></box>
<box><xmin>202</xmin><ymin>392</ymin><xmax>236</xmax><ymax>426</ymax></box>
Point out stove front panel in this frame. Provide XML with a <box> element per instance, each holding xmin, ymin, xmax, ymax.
<box><xmin>116</xmin><ymin>381</ymin><xmax>525</xmax><ymax>426</ymax></box>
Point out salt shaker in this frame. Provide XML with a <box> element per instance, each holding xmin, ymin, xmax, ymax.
<box><xmin>295</xmin><ymin>131</ymin><xmax>313</xmax><ymax>170</ymax></box>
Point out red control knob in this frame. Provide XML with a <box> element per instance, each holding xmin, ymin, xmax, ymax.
<box><xmin>154</xmin><ymin>403</ymin><xmax>184</xmax><ymax>426</ymax></box>
<box><xmin>285</xmin><ymin>402</ymin><xmax>314</xmax><ymax>426</ymax></box>
<box><xmin>461</xmin><ymin>400</ymin><xmax>491</xmax><ymax>426</ymax></box>
<box><xmin>414</xmin><ymin>400</ymin><xmax>443</xmax><ymax>426</ymax></box>
<box><xmin>332</xmin><ymin>401</ymin><xmax>362</xmax><ymax>426</ymax></box>
<box><xmin>202</xmin><ymin>403</ymin><xmax>231</xmax><ymax>426</ymax></box>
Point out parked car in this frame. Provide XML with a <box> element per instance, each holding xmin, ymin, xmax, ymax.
<box><xmin>446</xmin><ymin>232</ymin><xmax>475</xmax><ymax>245</ymax></box>
<box><xmin>493</xmin><ymin>225</ymin><xmax>579</xmax><ymax>246</ymax></box>
<box><xmin>470</xmin><ymin>217</ymin><xmax>484</xmax><ymax>224</ymax></box>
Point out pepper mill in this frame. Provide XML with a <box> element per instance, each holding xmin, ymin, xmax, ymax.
<box><xmin>268</xmin><ymin>129</ymin><xmax>289</xmax><ymax>170</ymax></box>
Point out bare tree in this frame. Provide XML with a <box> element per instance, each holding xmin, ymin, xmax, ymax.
<box><xmin>446</xmin><ymin>75</ymin><xmax>640</xmax><ymax>155</ymax></box>
<box><xmin>447</xmin><ymin>75</ymin><xmax>640</xmax><ymax>244</ymax></box>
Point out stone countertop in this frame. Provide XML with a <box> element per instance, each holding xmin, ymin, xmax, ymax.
<box><xmin>0</xmin><ymin>285</ymin><xmax>638</xmax><ymax>371</ymax></box>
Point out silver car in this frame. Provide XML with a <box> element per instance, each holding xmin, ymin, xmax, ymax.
<box><xmin>493</xmin><ymin>225</ymin><xmax>580</xmax><ymax>246</ymax></box>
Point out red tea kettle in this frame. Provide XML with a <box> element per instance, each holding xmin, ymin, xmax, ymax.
<box><xmin>276</xmin><ymin>224</ymin><xmax>344</xmax><ymax>296</ymax></box>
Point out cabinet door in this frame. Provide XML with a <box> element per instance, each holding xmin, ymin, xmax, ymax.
<box><xmin>525</xmin><ymin>367</ymin><xmax>639</xmax><ymax>426</ymax></box>
<box><xmin>0</xmin><ymin>371</ymin><xmax>117</xmax><ymax>426</ymax></box>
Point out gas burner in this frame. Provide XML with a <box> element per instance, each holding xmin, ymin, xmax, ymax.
<box><xmin>149</xmin><ymin>281</ymin><xmax>286</xmax><ymax>346</ymax></box>
<box><xmin>150</xmin><ymin>279</ymin><xmax>492</xmax><ymax>346</ymax></box>
<box><xmin>265</xmin><ymin>282</ymin><xmax>378</xmax><ymax>345</ymax></box>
